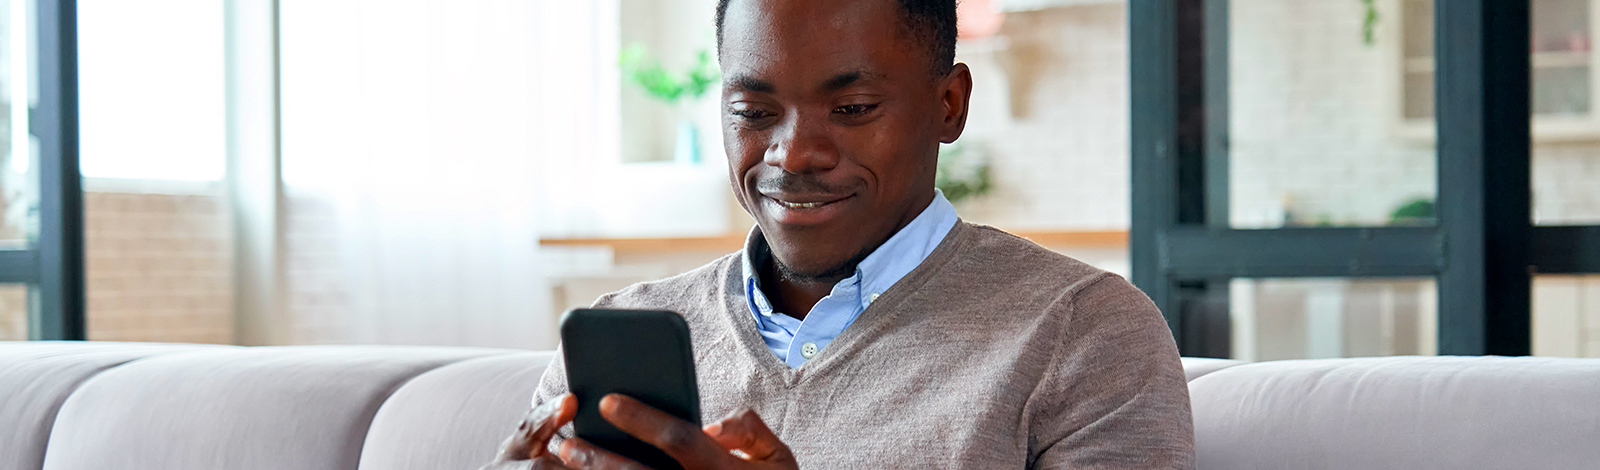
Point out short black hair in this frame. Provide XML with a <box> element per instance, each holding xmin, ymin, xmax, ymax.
<box><xmin>714</xmin><ymin>0</ymin><xmax>958</xmax><ymax>76</ymax></box>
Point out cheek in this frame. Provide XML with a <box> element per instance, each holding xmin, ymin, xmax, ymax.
<box><xmin>722</xmin><ymin>120</ymin><xmax>763</xmax><ymax>161</ymax></box>
<box><xmin>723</xmin><ymin>131</ymin><xmax>767</xmax><ymax>194</ymax></box>
<box><xmin>851</xmin><ymin>123</ymin><xmax>922</xmax><ymax>193</ymax></box>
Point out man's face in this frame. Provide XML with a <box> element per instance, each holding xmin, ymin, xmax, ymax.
<box><xmin>719</xmin><ymin>0</ymin><xmax>970</xmax><ymax>279</ymax></box>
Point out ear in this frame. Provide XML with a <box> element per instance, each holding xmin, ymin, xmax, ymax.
<box><xmin>937</xmin><ymin>63</ymin><xmax>974</xmax><ymax>144</ymax></box>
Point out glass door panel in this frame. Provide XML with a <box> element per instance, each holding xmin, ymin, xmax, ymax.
<box><xmin>1529</xmin><ymin>0</ymin><xmax>1600</xmax><ymax>226</ymax></box>
<box><xmin>1228</xmin><ymin>0</ymin><xmax>1438</xmax><ymax>229</ymax></box>
<box><xmin>1532</xmin><ymin>274</ymin><xmax>1600</xmax><ymax>357</ymax></box>
<box><xmin>1</xmin><ymin>0</ymin><xmax>41</xmax><ymax>249</ymax></box>
<box><xmin>1229</xmin><ymin>277</ymin><xmax>1437</xmax><ymax>361</ymax></box>
<box><xmin>0</xmin><ymin>283</ymin><xmax>28</xmax><ymax>339</ymax></box>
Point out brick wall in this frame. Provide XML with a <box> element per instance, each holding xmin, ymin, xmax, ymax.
<box><xmin>83</xmin><ymin>189</ymin><xmax>234</xmax><ymax>344</ymax></box>
<box><xmin>0</xmin><ymin>285</ymin><xmax>26</xmax><ymax>340</ymax></box>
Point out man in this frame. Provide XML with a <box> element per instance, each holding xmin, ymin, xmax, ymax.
<box><xmin>486</xmin><ymin>0</ymin><xmax>1192</xmax><ymax>468</ymax></box>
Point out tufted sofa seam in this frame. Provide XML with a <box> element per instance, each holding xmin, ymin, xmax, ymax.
<box><xmin>348</xmin><ymin>350</ymin><xmax>523</xmax><ymax>470</ymax></box>
<box><xmin>33</xmin><ymin>345</ymin><xmax>242</xmax><ymax>470</ymax></box>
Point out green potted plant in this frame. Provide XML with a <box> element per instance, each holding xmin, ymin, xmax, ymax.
<box><xmin>936</xmin><ymin>142</ymin><xmax>994</xmax><ymax>205</ymax></box>
<box><xmin>619</xmin><ymin>44</ymin><xmax>719</xmax><ymax>164</ymax></box>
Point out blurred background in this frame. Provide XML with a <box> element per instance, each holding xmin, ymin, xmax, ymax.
<box><xmin>0</xmin><ymin>0</ymin><xmax>1595</xmax><ymax>359</ymax></box>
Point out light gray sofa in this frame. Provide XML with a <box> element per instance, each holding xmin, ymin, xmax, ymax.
<box><xmin>2</xmin><ymin>341</ymin><xmax>1597</xmax><ymax>470</ymax></box>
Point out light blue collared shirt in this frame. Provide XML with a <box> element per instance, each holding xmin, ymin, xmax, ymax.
<box><xmin>740</xmin><ymin>190</ymin><xmax>960</xmax><ymax>367</ymax></box>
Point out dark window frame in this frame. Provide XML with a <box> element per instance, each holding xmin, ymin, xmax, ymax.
<box><xmin>1132</xmin><ymin>0</ymin><xmax>1596</xmax><ymax>357</ymax></box>
<box><xmin>4</xmin><ymin>0</ymin><xmax>85</xmax><ymax>340</ymax></box>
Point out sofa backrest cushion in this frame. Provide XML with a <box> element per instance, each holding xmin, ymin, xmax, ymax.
<box><xmin>0</xmin><ymin>341</ymin><xmax>233</xmax><ymax>470</ymax></box>
<box><xmin>357</xmin><ymin>351</ymin><xmax>555</xmax><ymax>470</ymax></box>
<box><xmin>39</xmin><ymin>345</ymin><xmax>505</xmax><ymax>470</ymax></box>
<box><xmin>1189</xmin><ymin>356</ymin><xmax>1600</xmax><ymax>470</ymax></box>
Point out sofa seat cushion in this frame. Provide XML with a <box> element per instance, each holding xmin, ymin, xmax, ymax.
<box><xmin>1180</xmin><ymin>357</ymin><xmax>1247</xmax><ymax>382</ymax></box>
<box><xmin>0</xmin><ymin>341</ymin><xmax>233</xmax><ymax>470</ymax></box>
<box><xmin>40</xmin><ymin>345</ymin><xmax>509</xmax><ymax>470</ymax></box>
<box><xmin>358</xmin><ymin>351</ymin><xmax>555</xmax><ymax>470</ymax></box>
<box><xmin>1189</xmin><ymin>356</ymin><xmax>1600</xmax><ymax>470</ymax></box>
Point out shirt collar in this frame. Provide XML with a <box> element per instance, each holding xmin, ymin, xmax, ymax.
<box><xmin>740</xmin><ymin>190</ymin><xmax>960</xmax><ymax>314</ymax></box>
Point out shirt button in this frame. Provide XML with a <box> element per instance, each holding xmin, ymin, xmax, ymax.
<box><xmin>868</xmin><ymin>292</ymin><xmax>881</xmax><ymax>304</ymax></box>
<box><xmin>800</xmin><ymin>342</ymin><xmax>819</xmax><ymax>359</ymax></box>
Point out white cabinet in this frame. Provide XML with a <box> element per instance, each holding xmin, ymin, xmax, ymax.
<box><xmin>1397</xmin><ymin>0</ymin><xmax>1600</xmax><ymax>141</ymax></box>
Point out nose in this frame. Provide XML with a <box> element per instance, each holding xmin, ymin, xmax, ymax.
<box><xmin>764</xmin><ymin>110</ymin><xmax>840</xmax><ymax>174</ymax></box>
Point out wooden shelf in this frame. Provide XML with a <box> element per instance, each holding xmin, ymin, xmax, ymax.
<box><xmin>1012</xmin><ymin>229</ymin><xmax>1128</xmax><ymax>248</ymax></box>
<box><xmin>539</xmin><ymin>229</ymin><xmax>1129</xmax><ymax>255</ymax></box>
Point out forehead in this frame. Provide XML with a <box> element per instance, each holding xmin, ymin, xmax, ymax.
<box><xmin>720</xmin><ymin>0</ymin><xmax>924</xmax><ymax>89</ymax></box>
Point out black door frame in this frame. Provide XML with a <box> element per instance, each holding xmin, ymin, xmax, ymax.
<box><xmin>1132</xmin><ymin>0</ymin><xmax>1597</xmax><ymax>357</ymax></box>
<box><xmin>3</xmin><ymin>0</ymin><xmax>85</xmax><ymax>340</ymax></box>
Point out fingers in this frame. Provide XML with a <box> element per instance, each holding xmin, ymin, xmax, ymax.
<box><xmin>599</xmin><ymin>394</ymin><xmax>730</xmax><ymax>466</ymax></box>
<box><xmin>702</xmin><ymin>408</ymin><xmax>794</xmax><ymax>461</ymax></box>
<box><xmin>531</xmin><ymin>394</ymin><xmax>579</xmax><ymax>451</ymax></box>
<box><xmin>498</xmin><ymin>394</ymin><xmax>578</xmax><ymax>462</ymax></box>
<box><xmin>558</xmin><ymin>438</ymin><xmax>652</xmax><ymax>470</ymax></box>
<box><xmin>480</xmin><ymin>455</ymin><xmax>573</xmax><ymax>470</ymax></box>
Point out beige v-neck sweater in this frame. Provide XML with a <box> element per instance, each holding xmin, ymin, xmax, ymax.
<box><xmin>533</xmin><ymin>222</ymin><xmax>1194</xmax><ymax>469</ymax></box>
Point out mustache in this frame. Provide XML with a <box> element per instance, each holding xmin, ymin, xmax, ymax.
<box><xmin>755</xmin><ymin>173</ymin><xmax>852</xmax><ymax>195</ymax></box>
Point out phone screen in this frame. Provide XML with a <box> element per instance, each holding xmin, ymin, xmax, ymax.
<box><xmin>559</xmin><ymin>308</ymin><xmax>700</xmax><ymax>470</ymax></box>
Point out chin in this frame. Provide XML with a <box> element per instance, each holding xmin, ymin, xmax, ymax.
<box><xmin>765</xmin><ymin>231</ymin><xmax>872</xmax><ymax>281</ymax></box>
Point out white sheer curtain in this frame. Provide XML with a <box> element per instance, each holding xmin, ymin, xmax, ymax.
<box><xmin>276</xmin><ymin>0</ymin><xmax>616</xmax><ymax>349</ymax></box>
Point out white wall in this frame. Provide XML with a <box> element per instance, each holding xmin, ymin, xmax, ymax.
<box><xmin>954</xmin><ymin>4</ymin><xmax>1132</xmax><ymax>230</ymax></box>
<box><xmin>1229</xmin><ymin>0</ymin><xmax>1437</xmax><ymax>228</ymax></box>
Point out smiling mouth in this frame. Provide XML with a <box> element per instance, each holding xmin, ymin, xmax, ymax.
<box><xmin>769</xmin><ymin>195</ymin><xmax>850</xmax><ymax>209</ymax></box>
<box><xmin>777</xmin><ymin>199</ymin><xmax>836</xmax><ymax>209</ymax></box>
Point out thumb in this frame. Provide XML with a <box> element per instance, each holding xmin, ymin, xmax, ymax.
<box><xmin>703</xmin><ymin>409</ymin><xmax>791</xmax><ymax>461</ymax></box>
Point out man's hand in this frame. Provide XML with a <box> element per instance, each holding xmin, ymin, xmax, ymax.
<box><xmin>481</xmin><ymin>393</ymin><xmax>579</xmax><ymax>470</ymax></box>
<box><xmin>555</xmin><ymin>394</ymin><xmax>799</xmax><ymax>470</ymax></box>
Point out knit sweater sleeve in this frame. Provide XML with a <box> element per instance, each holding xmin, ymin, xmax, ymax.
<box><xmin>1028</xmin><ymin>274</ymin><xmax>1195</xmax><ymax>470</ymax></box>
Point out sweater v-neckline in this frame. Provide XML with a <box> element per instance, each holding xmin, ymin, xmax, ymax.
<box><xmin>716</xmin><ymin>222</ymin><xmax>972</xmax><ymax>386</ymax></box>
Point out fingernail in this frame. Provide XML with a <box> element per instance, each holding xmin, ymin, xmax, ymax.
<box><xmin>703</xmin><ymin>422</ymin><xmax>723</xmax><ymax>436</ymax></box>
<box><xmin>528</xmin><ymin>399</ymin><xmax>559</xmax><ymax>422</ymax></box>
<box><xmin>562</xmin><ymin>446</ymin><xmax>590</xmax><ymax>466</ymax></box>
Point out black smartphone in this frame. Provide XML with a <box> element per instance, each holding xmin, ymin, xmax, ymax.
<box><xmin>559</xmin><ymin>308</ymin><xmax>701</xmax><ymax>470</ymax></box>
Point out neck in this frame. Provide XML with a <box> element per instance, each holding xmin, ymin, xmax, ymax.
<box><xmin>759</xmin><ymin>258</ymin><xmax>841</xmax><ymax>321</ymax></box>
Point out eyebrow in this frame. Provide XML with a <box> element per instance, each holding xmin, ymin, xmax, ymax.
<box><xmin>820</xmin><ymin>70</ymin><xmax>878</xmax><ymax>92</ymax></box>
<box><xmin>727</xmin><ymin>75</ymin><xmax>775</xmax><ymax>93</ymax></box>
<box><xmin>725</xmin><ymin>70</ymin><xmax>883</xmax><ymax>95</ymax></box>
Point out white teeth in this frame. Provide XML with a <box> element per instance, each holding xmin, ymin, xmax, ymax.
<box><xmin>780</xmin><ymin>201</ymin><xmax>825</xmax><ymax>209</ymax></box>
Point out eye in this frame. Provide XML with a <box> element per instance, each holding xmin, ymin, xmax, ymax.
<box><xmin>833</xmin><ymin>104</ymin><xmax>877</xmax><ymax>115</ymax></box>
<box><xmin>731</xmin><ymin>109</ymin><xmax>773</xmax><ymax>120</ymax></box>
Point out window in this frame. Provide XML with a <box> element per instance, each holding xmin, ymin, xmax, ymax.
<box><xmin>78</xmin><ymin>0</ymin><xmax>224</xmax><ymax>183</ymax></box>
<box><xmin>1132</xmin><ymin>0</ymin><xmax>1592</xmax><ymax>358</ymax></box>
